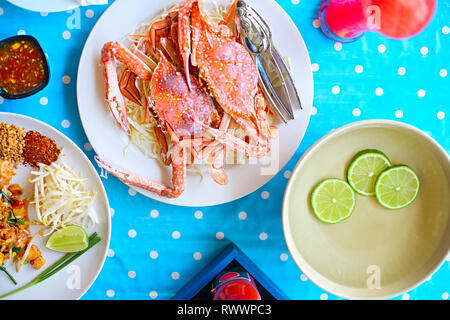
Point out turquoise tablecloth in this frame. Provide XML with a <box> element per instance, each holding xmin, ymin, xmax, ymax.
<box><xmin>0</xmin><ymin>0</ymin><xmax>448</xmax><ymax>300</ymax></box>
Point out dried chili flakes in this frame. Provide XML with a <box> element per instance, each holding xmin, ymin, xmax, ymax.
<box><xmin>22</xmin><ymin>131</ymin><xmax>60</xmax><ymax>167</ymax></box>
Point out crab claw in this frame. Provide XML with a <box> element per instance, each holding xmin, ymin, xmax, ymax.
<box><xmin>94</xmin><ymin>146</ymin><xmax>186</xmax><ymax>198</ymax></box>
<box><xmin>101</xmin><ymin>41</ymin><xmax>153</xmax><ymax>134</ymax></box>
<box><xmin>101</xmin><ymin>43</ymin><xmax>131</xmax><ymax>134</ymax></box>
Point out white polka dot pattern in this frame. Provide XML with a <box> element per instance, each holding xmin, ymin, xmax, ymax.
<box><xmin>332</xmin><ymin>86</ymin><xmax>340</xmax><ymax>94</ymax></box>
<box><xmin>378</xmin><ymin>44</ymin><xmax>386</xmax><ymax>53</ymax></box>
<box><xmin>150</xmin><ymin>251</ymin><xmax>158</xmax><ymax>259</ymax></box>
<box><xmin>128</xmin><ymin>229</ymin><xmax>137</xmax><ymax>238</ymax></box>
<box><xmin>216</xmin><ymin>232</ymin><xmax>224</xmax><ymax>240</ymax></box>
<box><xmin>150</xmin><ymin>209</ymin><xmax>159</xmax><ymax>218</ymax></box>
<box><xmin>40</xmin><ymin>97</ymin><xmax>48</xmax><ymax>105</ymax></box>
<box><xmin>0</xmin><ymin>0</ymin><xmax>447</xmax><ymax>302</ymax></box>
<box><xmin>194</xmin><ymin>210</ymin><xmax>203</xmax><ymax>219</ymax></box>
<box><xmin>61</xmin><ymin>120</ymin><xmax>70</xmax><ymax>128</ymax></box>
<box><xmin>62</xmin><ymin>30</ymin><xmax>71</xmax><ymax>40</ymax></box>
<box><xmin>172</xmin><ymin>231</ymin><xmax>181</xmax><ymax>239</ymax></box>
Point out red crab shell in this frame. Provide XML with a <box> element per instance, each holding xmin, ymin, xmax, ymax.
<box><xmin>191</xmin><ymin>4</ymin><xmax>259</xmax><ymax>122</ymax></box>
<box><xmin>150</xmin><ymin>54</ymin><xmax>213</xmax><ymax>139</ymax></box>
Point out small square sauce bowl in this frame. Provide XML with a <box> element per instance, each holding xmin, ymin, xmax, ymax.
<box><xmin>0</xmin><ymin>35</ymin><xmax>50</xmax><ymax>99</ymax></box>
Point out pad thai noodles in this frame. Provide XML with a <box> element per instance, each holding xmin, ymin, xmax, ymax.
<box><xmin>0</xmin><ymin>160</ymin><xmax>45</xmax><ymax>276</ymax></box>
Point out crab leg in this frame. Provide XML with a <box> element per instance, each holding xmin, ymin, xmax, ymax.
<box><xmin>254</xmin><ymin>92</ymin><xmax>272</xmax><ymax>140</ymax></box>
<box><xmin>192</xmin><ymin>119</ymin><xmax>270</xmax><ymax>158</ymax></box>
<box><xmin>154</xmin><ymin>126</ymin><xmax>170</xmax><ymax>166</ymax></box>
<box><xmin>204</xmin><ymin>112</ymin><xmax>230</xmax><ymax>185</ymax></box>
<box><xmin>131</xmin><ymin>46</ymin><xmax>158</xmax><ymax>70</ymax></box>
<box><xmin>150</xmin><ymin>11</ymin><xmax>179</xmax><ymax>51</ymax></box>
<box><xmin>103</xmin><ymin>42</ymin><xmax>152</xmax><ymax>80</ymax></box>
<box><xmin>187</xmin><ymin>139</ymin><xmax>227</xmax><ymax>185</ymax></box>
<box><xmin>101</xmin><ymin>43</ymin><xmax>131</xmax><ymax>134</ymax></box>
<box><xmin>119</xmin><ymin>70</ymin><xmax>141</xmax><ymax>105</ymax></box>
<box><xmin>192</xmin><ymin>140</ymin><xmax>218</xmax><ymax>160</ymax></box>
<box><xmin>208</xmin><ymin>146</ymin><xmax>228</xmax><ymax>185</ymax></box>
<box><xmin>207</xmin><ymin>112</ymin><xmax>230</xmax><ymax>181</ymax></box>
<box><xmin>94</xmin><ymin>145</ymin><xmax>186</xmax><ymax>198</ymax></box>
<box><xmin>101</xmin><ymin>41</ymin><xmax>153</xmax><ymax>134</ymax></box>
<box><xmin>178</xmin><ymin>0</ymin><xmax>195</xmax><ymax>91</ymax></box>
<box><xmin>194</xmin><ymin>112</ymin><xmax>231</xmax><ymax>158</ymax></box>
<box><xmin>161</xmin><ymin>145</ymin><xmax>186</xmax><ymax>198</ymax></box>
<box><xmin>197</xmin><ymin>0</ymin><xmax>235</xmax><ymax>37</ymax></box>
<box><xmin>219</xmin><ymin>0</ymin><xmax>238</xmax><ymax>26</ymax></box>
<box><xmin>159</xmin><ymin>37</ymin><xmax>180</xmax><ymax>66</ymax></box>
<box><xmin>150</xmin><ymin>16</ymin><xmax>172</xmax><ymax>51</ymax></box>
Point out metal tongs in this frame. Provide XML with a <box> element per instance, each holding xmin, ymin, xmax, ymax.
<box><xmin>235</xmin><ymin>0</ymin><xmax>301</xmax><ymax>123</ymax></box>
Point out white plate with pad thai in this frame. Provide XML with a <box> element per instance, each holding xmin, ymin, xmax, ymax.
<box><xmin>0</xmin><ymin>113</ymin><xmax>110</xmax><ymax>300</ymax></box>
<box><xmin>77</xmin><ymin>0</ymin><xmax>313</xmax><ymax>206</ymax></box>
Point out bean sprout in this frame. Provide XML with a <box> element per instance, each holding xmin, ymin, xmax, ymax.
<box><xmin>29</xmin><ymin>154</ymin><xmax>98</xmax><ymax>236</ymax></box>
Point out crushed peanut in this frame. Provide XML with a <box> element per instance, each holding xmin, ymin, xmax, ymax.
<box><xmin>0</xmin><ymin>123</ymin><xmax>25</xmax><ymax>163</ymax></box>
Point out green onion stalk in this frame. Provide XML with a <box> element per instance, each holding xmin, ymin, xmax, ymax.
<box><xmin>0</xmin><ymin>266</ymin><xmax>17</xmax><ymax>285</ymax></box>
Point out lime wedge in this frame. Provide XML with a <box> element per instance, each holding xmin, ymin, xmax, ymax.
<box><xmin>46</xmin><ymin>225</ymin><xmax>89</xmax><ymax>253</ymax></box>
<box><xmin>311</xmin><ymin>179</ymin><xmax>356</xmax><ymax>224</ymax></box>
<box><xmin>375</xmin><ymin>165</ymin><xmax>420</xmax><ymax>210</ymax></box>
<box><xmin>347</xmin><ymin>149</ymin><xmax>391</xmax><ymax>196</ymax></box>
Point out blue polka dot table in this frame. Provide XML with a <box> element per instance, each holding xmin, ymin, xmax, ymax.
<box><xmin>0</xmin><ymin>0</ymin><xmax>448</xmax><ymax>300</ymax></box>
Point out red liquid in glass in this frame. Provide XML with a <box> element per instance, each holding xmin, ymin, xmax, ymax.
<box><xmin>212</xmin><ymin>269</ymin><xmax>261</xmax><ymax>300</ymax></box>
<box><xmin>213</xmin><ymin>279</ymin><xmax>262</xmax><ymax>300</ymax></box>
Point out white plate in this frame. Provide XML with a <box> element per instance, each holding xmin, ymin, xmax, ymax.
<box><xmin>77</xmin><ymin>0</ymin><xmax>313</xmax><ymax>207</ymax></box>
<box><xmin>0</xmin><ymin>112</ymin><xmax>111</xmax><ymax>300</ymax></box>
<box><xmin>6</xmin><ymin>0</ymin><xmax>80</xmax><ymax>12</ymax></box>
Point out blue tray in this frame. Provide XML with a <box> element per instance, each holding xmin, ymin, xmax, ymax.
<box><xmin>173</xmin><ymin>243</ymin><xmax>288</xmax><ymax>300</ymax></box>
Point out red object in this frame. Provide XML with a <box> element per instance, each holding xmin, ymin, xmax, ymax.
<box><xmin>321</xmin><ymin>0</ymin><xmax>436</xmax><ymax>41</ymax></box>
<box><xmin>324</xmin><ymin>0</ymin><xmax>370</xmax><ymax>39</ymax></box>
<box><xmin>11</xmin><ymin>197</ymin><xmax>24</xmax><ymax>209</ymax></box>
<box><xmin>23</xmin><ymin>131</ymin><xmax>61</xmax><ymax>167</ymax></box>
<box><xmin>212</xmin><ymin>268</ymin><xmax>261</xmax><ymax>300</ymax></box>
<box><xmin>370</xmin><ymin>0</ymin><xmax>436</xmax><ymax>39</ymax></box>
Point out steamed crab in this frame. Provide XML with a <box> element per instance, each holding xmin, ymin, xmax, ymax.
<box><xmin>96</xmin><ymin>0</ymin><xmax>274</xmax><ymax>198</ymax></box>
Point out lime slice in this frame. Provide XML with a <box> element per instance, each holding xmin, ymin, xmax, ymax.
<box><xmin>46</xmin><ymin>225</ymin><xmax>89</xmax><ymax>253</ymax></box>
<box><xmin>311</xmin><ymin>179</ymin><xmax>356</xmax><ymax>224</ymax></box>
<box><xmin>347</xmin><ymin>149</ymin><xmax>391</xmax><ymax>196</ymax></box>
<box><xmin>375</xmin><ymin>165</ymin><xmax>420</xmax><ymax>210</ymax></box>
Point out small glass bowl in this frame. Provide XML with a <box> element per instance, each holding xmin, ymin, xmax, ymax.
<box><xmin>0</xmin><ymin>35</ymin><xmax>50</xmax><ymax>99</ymax></box>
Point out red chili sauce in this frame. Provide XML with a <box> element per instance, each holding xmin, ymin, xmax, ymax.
<box><xmin>0</xmin><ymin>40</ymin><xmax>46</xmax><ymax>95</ymax></box>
